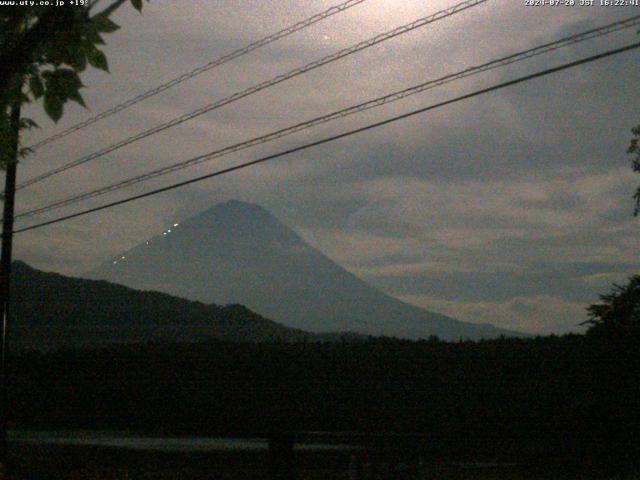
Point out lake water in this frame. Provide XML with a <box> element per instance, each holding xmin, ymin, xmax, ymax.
<box><xmin>8</xmin><ymin>430</ymin><xmax>360</xmax><ymax>452</ymax></box>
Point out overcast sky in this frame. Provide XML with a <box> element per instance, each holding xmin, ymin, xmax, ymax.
<box><xmin>15</xmin><ymin>0</ymin><xmax>640</xmax><ymax>334</ymax></box>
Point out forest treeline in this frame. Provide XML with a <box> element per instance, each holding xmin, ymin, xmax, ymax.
<box><xmin>6</xmin><ymin>331</ymin><xmax>639</xmax><ymax>465</ymax></box>
<box><xmin>6</xmin><ymin>271</ymin><xmax>640</xmax><ymax>470</ymax></box>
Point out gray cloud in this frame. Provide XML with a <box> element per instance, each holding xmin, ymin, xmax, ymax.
<box><xmin>13</xmin><ymin>0</ymin><xmax>640</xmax><ymax>334</ymax></box>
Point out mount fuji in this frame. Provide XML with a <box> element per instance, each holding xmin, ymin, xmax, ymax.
<box><xmin>86</xmin><ymin>200</ymin><xmax>523</xmax><ymax>340</ymax></box>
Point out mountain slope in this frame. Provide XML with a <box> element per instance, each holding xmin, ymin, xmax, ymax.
<box><xmin>10</xmin><ymin>261</ymin><xmax>332</xmax><ymax>350</ymax></box>
<box><xmin>87</xmin><ymin>200</ymin><xmax>524</xmax><ymax>340</ymax></box>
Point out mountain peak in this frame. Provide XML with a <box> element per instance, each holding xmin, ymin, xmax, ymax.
<box><xmin>182</xmin><ymin>200</ymin><xmax>281</xmax><ymax>235</ymax></box>
<box><xmin>88</xmin><ymin>202</ymin><xmax>524</xmax><ymax>340</ymax></box>
<box><xmin>221</xmin><ymin>199</ymin><xmax>262</xmax><ymax>210</ymax></box>
<box><xmin>202</xmin><ymin>200</ymin><xmax>271</xmax><ymax>218</ymax></box>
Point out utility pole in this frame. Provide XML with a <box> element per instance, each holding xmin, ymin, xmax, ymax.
<box><xmin>0</xmin><ymin>101</ymin><xmax>21</xmax><ymax>473</ymax></box>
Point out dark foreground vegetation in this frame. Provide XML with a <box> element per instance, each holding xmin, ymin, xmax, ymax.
<box><xmin>4</xmin><ymin>277</ymin><xmax>639</xmax><ymax>479</ymax></box>
<box><xmin>8</xmin><ymin>443</ymin><xmax>583</xmax><ymax>480</ymax></box>
<box><xmin>9</xmin><ymin>442</ymin><xmax>626</xmax><ymax>480</ymax></box>
<box><xmin>5</xmin><ymin>331</ymin><xmax>640</xmax><ymax>477</ymax></box>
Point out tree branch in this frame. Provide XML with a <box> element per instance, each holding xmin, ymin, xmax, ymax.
<box><xmin>0</xmin><ymin>0</ymin><xmax>128</xmax><ymax>111</ymax></box>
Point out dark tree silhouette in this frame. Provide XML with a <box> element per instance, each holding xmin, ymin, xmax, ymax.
<box><xmin>583</xmin><ymin>275</ymin><xmax>640</xmax><ymax>338</ymax></box>
<box><xmin>580</xmin><ymin>276</ymin><xmax>640</xmax><ymax>472</ymax></box>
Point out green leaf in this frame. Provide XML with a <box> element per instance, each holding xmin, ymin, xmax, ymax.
<box><xmin>55</xmin><ymin>68</ymin><xmax>84</xmax><ymax>89</ymax></box>
<box><xmin>87</xmin><ymin>48</ymin><xmax>109</xmax><ymax>72</ymax></box>
<box><xmin>44</xmin><ymin>42</ymin><xmax>68</xmax><ymax>66</ymax></box>
<box><xmin>92</xmin><ymin>15</ymin><xmax>120</xmax><ymax>33</ymax></box>
<box><xmin>68</xmin><ymin>89</ymin><xmax>87</xmax><ymax>108</ymax></box>
<box><xmin>131</xmin><ymin>0</ymin><xmax>143</xmax><ymax>11</ymax></box>
<box><xmin>44</xmin><ymin>94</ymin><xmax>64</xmax><ymax>122</ymax></box>
<box><xmin>84</xmin><ymin>26</ymin><xmax>106</xmax><ymax>45</ymax></box>
<box><xmin>29</xmin><ymin>75</ymin><xmax>44</xmax><ymax>99</ymax></box>
<box><xmin>19</xmin><ymin>118</ymin><xmax>39</xmax><ymax>130</ymax></box>
<box><xmin>66</xmin><ymin>48</ymin><xmax>87</xmax><ymax>72</ymax></box>
<box><xmin>18</xmin><ymin>147</ymin><xmax>34</xmax><ymax>159</ymax></box>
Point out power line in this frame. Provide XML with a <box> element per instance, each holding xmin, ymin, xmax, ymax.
<box><xmin>16</xmin><ymin>0</ymin><xmax>488</xmax><ymax>191</ymax></box>
<box><xmin>15</xmin><ymin>14</ymin><xmax>640</xmax><ymax>220</ymax></box>
<box><xmin>26</xmin><ymin>0</ymin><xmax>371</xmax><ymax>151</ymax></box>
<box><xmin>12</xmin><ymin>41</ymin><xmax>640</xmax><ymax>235</ymax></box>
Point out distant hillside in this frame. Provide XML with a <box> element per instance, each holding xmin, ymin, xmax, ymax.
<box><xmin>88</xmin><ymin>200</ymin><xmax>526</xmax><ymax>340</ymax></box>
<box><xmin>9</xmin><ymin>261</ymin><xmax>358</xmax><ymax>350</ymax></box>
